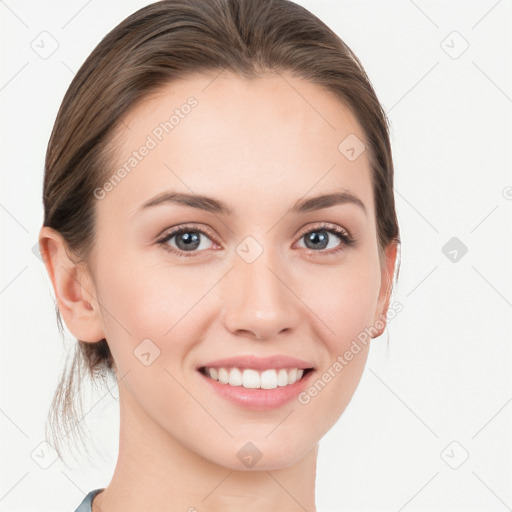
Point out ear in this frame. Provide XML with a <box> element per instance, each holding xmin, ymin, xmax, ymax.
<box><xmin>372</xmin><ymin>239</ymin><xmax>399</xmax><ymax>338</ymax></box>
<box><xmin>38</xmin><ymin>226</ymin><xmax>105</xmax><ymax>343</ymax></box>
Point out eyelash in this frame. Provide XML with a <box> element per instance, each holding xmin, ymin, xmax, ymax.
<box><xmin>156</xmin><ymin>223</ymin><xmax>356</xmax><ymax>259</ymax></box>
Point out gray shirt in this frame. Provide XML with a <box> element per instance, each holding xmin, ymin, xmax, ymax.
<box><xmin>73</xmin><ymin>489</ymin><xmax>104</xmax><ymax>512</ymax></box>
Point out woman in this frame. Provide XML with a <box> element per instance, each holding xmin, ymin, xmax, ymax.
<box><xmin>38</xmin><ymin>0</ymin><xmax>400</xmax><ymax>510</ymax></box>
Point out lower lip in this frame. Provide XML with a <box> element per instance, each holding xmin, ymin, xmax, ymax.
<box><xmin>198</xmin><ymin>370</ymin><xmax>314</xmax><ymax>410</ymax></box>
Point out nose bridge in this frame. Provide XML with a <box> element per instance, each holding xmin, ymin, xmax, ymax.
<box><xmin>221</xmin><ymin>243</ymin><xmax>300</xmax><ymax>339</ymax></box>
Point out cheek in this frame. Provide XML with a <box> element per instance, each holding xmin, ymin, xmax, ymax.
<box><xmin>92</xmin><ymin>257</ymin><xmax>207</xmax><ymax>405</ymax></box>
<box><xmin>300</xmin><ymin>256</ymin><xmax>381</xmax><ymax>346</ymax></box>
<box><xmin>94</xmin><ymin>251</ymin><xmax>217</xmax><ymax>359</ymax></box>
<box><xmin>292</xmin><ymin>256</ymin><xmax>380</xmax><ymax>415</ymax></box>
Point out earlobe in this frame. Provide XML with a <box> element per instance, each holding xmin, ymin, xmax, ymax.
<box><xmin>38</xmin><ymin>226</ymin><xmax>105</xmax><ymax>343</ymax></box>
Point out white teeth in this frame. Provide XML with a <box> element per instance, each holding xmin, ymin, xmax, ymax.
<box><xmin>228</xmin><ymin>367</ymin><xmax>243</xmax><ymax>386</ymax></box>
<box><xmin>204</xmin><ymin>367</ymin><xmax>308</xmax><ymax>389</ymax></box>
<box><xmin>260</xmin><ymin>369</ymin><xmax>277</xmax><ymax>389</ymax></box>
<box><xmin>218</xmin><ymin>368</ymin><xmax>229</xmax><ymax>384</ymax></box>
<box><xmin>243</xmin><ymin>369</ymin><xmax>260</xmax><ymax>388</ymax></box>
<box><xmin>277</xmin><ymin>369</ymin><xmax>288</xmax><ymax>387</ymax></box>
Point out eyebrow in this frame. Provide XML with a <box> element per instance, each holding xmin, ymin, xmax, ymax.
<box><xmin>134</xmin><ymin>190</ymin><xmax>367</xmax><ymax>217</ymax></box>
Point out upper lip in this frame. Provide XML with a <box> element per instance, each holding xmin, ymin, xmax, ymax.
<box><xmin>198</xmin><ymin>355</ymin><xmax>315</xmax><ymax>371</ymax></box>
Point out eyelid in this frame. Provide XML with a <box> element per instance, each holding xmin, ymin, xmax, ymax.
<box><xmin>295</xmin><ymin>221</ymin><xmax>352</xmax><ymax>240</ymax></box>
<box><xmin>156</xmin><ymin>223</ymin><xmax>218</xmax><ymax>243</ymax></box>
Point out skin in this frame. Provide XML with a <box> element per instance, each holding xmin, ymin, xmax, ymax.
<box><xmin>39</xmin><ymin>70</ymin><xmax>397</xmax><ymax>512</ymax></box>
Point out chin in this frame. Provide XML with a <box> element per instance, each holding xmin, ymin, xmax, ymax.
<box><xmin>197</xmin><ymin>433</ymin><xmax>319</xmax><ymax>471</ymax></box>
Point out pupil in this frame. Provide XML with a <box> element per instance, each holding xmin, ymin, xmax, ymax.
<box><xmin>177</xmin><ymin>232</ymin><xmax>200</xmax><ymax>250</ymax></box>
<box><xmin>306</xmin><ymin>231</ymin><xmax>328</xmax><ymax>250</ymax></box>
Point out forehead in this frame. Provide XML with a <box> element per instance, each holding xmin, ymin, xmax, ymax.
<box><xmin>103</xmin><ymin>71</ymin><xmax>374</xmax><ymax>219</ymax></box>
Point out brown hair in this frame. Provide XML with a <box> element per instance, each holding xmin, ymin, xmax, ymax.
<box><xmin>42</xmin><ymin>0</ymin><xmax>401</xmax><ymax>460</ymax></box>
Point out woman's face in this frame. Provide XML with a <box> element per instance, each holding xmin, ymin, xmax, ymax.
<box><xmin>85</xmin><ymin>71</ymin><xmax>395</xmax><ymax>470</ymax></box>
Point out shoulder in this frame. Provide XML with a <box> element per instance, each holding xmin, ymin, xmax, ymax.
<box><xmin>73</xmin><ymin>489</ymin><xmax>104</xmax><ymax>512</ymax></box>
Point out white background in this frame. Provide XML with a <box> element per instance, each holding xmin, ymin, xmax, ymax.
<box><xmin>1</xmin><ymin>1</ymin><xmax>511</xmax><ymax>511</ymax></box>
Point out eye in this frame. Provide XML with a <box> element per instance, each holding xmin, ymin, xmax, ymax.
<box><xmin>295</xmin><ymin>223</ymin><xmax>355</xmax><ymax>255</ymax></box>
<box><xmin>156</xmin><ymin>224</ymin><xmax>218</xmax><ymax>258</ymax></box>
<box><xmin>156</xmin><ymin>222</ymin><xmax>356</xmax><ymax>259</ymax></box>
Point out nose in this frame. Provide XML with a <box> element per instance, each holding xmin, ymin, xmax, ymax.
<box><xmin>220</xmin><ymin>253</ymin><xmax>301</xmax><ymax>341</ymax></box>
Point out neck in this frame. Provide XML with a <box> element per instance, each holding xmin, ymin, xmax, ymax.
<box><xmin>92</xmin><ymin>388</ymin><xmax>319</xmax><ymax>512</ymax></box>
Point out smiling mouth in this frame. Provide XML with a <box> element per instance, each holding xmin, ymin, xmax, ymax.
<box><xmin>198</xmin><ymin>366</ymin><xmax>314</xmax><ymax>389</ymax></box>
